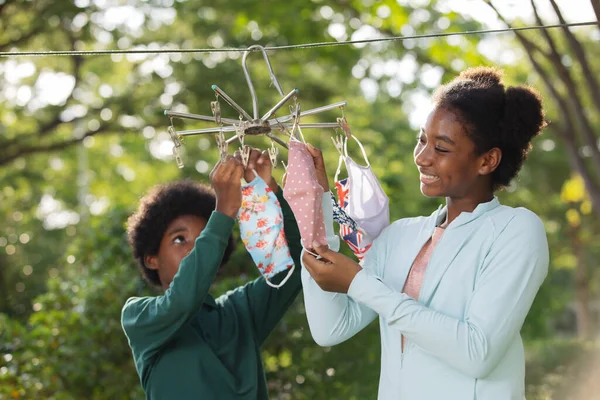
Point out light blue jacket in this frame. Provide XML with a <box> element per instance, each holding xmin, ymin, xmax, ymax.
<box><xmin>301</xmin><ymin>196</ymin><xmax>549</xmax><ymax>400</ymax></box>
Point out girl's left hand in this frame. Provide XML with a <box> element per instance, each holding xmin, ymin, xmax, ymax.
<box><xmin>302</xmin><ymin>245</ymin><xmax>363</xmax><ymax>293</ymax></box>
<box><xmin>305</xmin><ymin>144</ymin><xmax>329</xmax><ymax>192</ymax></box>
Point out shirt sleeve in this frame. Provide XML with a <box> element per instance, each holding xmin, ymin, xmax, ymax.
<box><xmin>241</xmin><ymin>187</ymin><xmax>303</xmax><ymax>345</ymax></box>
<box><xmin>347</xmin><ymin>210</ymin><xmax>549</xmax><ymax>378</ymax></box>
<box><xmin>121</xmin><ymin>211</ymin><xmax>235</xmax><ymax>369</ymax></box>
<box><xmin>301</xmin><ymin>191</ymin><xmax>378</xmax><ymax>347</ymax></box>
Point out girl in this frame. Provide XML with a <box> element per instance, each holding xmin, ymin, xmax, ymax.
<box><xmin>301</xmin><ymin>67</ymin><xmax>549</xmax><ymax>400</ymax></box>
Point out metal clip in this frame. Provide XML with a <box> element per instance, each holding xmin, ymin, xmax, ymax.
<box><xmin>216</xmin><ymin>130</ymin><xmax>228</xmax><ymax>163</ymax></box>
<box><xmin>331</xmin><ymin>134</ymin><xmax>345</xmax><ymax>156</ymax></box>
<box><xmin>168</xmin><ymin>124</ymin><xmax>182</xmax><ymax>147</ymax></box>
<box><xmin>337</xmin><ymin>116</ymin><xmax>352</xmax><ymax>138</ymax></box>
<box><xmin>168</xmin><ymin>125</ymin><xmax>184</xmax><ymax>168</ymax></box>
<box><xmin>289</xmin><ymin>101</ymin><xmax>301</xmax><ymax>120</ymax></box>
<box><xmin>241</xmin><ymin>145</ymin><xmax>251</xmax><ymax>168</ymax></box>
<box><xmin>235</xmin><ymin>122</ymin><xmax>245</xmax><ymax>146</ymax></box>
<box><xmin>268</xmin><ymin>141</ymin><xmax>278</xmax><ymax>167</ymax></box>
<box><xmin>211</xmin><ymin>100</ymin><xmax>222</xmax><ymax>125</ymax></box>
<box><xmin>172</xmin><ymin>146</ymin><xmax>184</xmax><ymax>169</ymax></box>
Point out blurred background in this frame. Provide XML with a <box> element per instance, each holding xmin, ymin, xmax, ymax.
<box><xmin>0</xmin><ymin>0</ymin><xmax>599</xmax><ymax>399</ymax></box>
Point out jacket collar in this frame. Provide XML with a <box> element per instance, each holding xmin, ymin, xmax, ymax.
<box><xmin>430</xmin><ymin>196</ymin><xmax>500</xmax><ymax>231</ymax></box>
<box><xmin>418</xmin><ymin>196</ymin><xmax>500</xmax><ymax>305</ymax></box>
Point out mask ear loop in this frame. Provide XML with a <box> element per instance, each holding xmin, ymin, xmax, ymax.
<box><xmin>288</xmin><ymin>102</ymin><xmax>306</xmax><ymax>144</ymax></box>
<box><xmin>264</xmin><ymin>264</ymin><xmax>295</xmax><ymax>288</ymax></box>
<box><xmin>332</xmin><ymin>123</ymin><xmax>347</xmax><ymax>183</ymax></box>
<box><xmin>260</xmin><ymin>160</ymin><xmax>295</xmax><ymax>288</ymax></box>
<box><xmin>339</xmin><ymin>116</ymin><xmax>370</xmax><ymax>167</ymax></box>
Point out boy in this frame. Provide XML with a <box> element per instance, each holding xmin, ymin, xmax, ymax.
<box><xmin>121</xmin><ymin>149</ymin><xmax>306</xmax><ymax>399</ymax></box>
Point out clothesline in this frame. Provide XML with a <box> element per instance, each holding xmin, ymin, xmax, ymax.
<box><xmin>0</xmin><ymin>21</ymin><xmax>596</xmax><ymax>57</ymax></box>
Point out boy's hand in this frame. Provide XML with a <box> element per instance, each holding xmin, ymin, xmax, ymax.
<box><xmin>237</xmin><ymin>146</ymin><xmax>279</xmax><ymax>193</ymax></box>
<box><xmin>210</xmin><ymin>155</ymin><xmax>243</xmax><ymax>218</ymax></box>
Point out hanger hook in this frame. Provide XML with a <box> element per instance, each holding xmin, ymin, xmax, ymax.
<box><xmin>242</xmin><ymin>44</ymin><xmax>285</xmax><ymax>121</ymax></box>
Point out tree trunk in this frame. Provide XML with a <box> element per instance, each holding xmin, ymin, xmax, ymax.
<box><xmin>571</xmin><ymin>226</ymin><xmax>592</xmax><ymax>340</ymax></box>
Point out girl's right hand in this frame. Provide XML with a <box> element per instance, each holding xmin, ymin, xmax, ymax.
<box><xmin>210</xmin><ymin>155</ymin><xmax>244</xmax><ymax>218</ymax></box>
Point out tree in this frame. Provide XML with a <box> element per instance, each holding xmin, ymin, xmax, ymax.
<box><xmin>484</xmin><ymin>0</ymin><xmax>600</xmax><ymax>339</ymax></box>
<box><xmin>1</xmin><ymin>0</ymin><xmax>596</xmax><ymax>398</ymax></box>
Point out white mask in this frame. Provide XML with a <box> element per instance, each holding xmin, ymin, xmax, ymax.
<box><xmin>333</xmin><ymin>134</ymin><xmax>390</xmax><ymax>240</ymax></box>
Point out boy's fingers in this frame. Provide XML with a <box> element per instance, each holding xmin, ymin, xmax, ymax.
<box><xmin>258</xmin><ymin>150</ymin><xmax>271</xmax><ymax>167</ymax></box>
<box><xmin>220</xmin><ymin>155</ymin><xmax>240</xmax><ymax>178</ymax></box>
<box><xmin>246</xmin><ymin>147</ymin><xmax>261</xmax><ymax>170</ymax></box>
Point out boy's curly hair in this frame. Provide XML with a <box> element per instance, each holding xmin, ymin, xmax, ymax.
<box><xmin>126</xmin><ymin>179</ymin><xmax>235</xmax><ymax>288</ymax></box>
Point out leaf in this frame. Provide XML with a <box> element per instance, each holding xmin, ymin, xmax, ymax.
<box><xmin>560</xmin><ymin>175</ymin><xmax>587</xmax><ymax>204</ymax></box>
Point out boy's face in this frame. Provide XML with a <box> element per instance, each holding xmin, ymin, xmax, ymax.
<box><xmin>145</xmin><ymin>214</ymin><xmax>207</xmax><ymax>290</ymax></box>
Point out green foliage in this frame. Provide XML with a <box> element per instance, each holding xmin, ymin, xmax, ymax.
<box><xmin>1</xmin><ymin>0</ymin><xmax>599</xmax><ymax>398</ymax></box>
<box><xmin>1</xmin><ymin>207</ymin><xmax>145</xmax><ymax>399</ymax></box>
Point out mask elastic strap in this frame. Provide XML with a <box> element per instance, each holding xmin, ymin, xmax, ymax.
<box><xmin>265</xmin><ymin>264</ymin><xmax>295</xmax><ymax>288</ymax></box>
<box><xmin>332</xmin><ymin>134</ymin><xmax>346</xmax><ymax>183</ymax></box>
<box><xmin>289</xmin><ymin>103</ymin><xmax>306</xmax><ymax>144</ymax></box>
<box><xmin>242</xmin><ymin>168</ymin><xmax>260</xmax><ymax>185</ymax></box>
<box><xmin>291</xmin><ymin>122</ymin><xmax>306</xmax><ymax>144</ymax></box>
<box><xmin>304</xmin><ymin>248</ymin><xmax>318</xmax><ymax>257</ymax></box>
<box><xmin>303</xmin><ymin>247</ymin><xmax>324</xmax><ymax>260</ymax></box>
<box><xmin>344</xmin><ymin>133</ymin><xmax>370</xmax><ymax>167</ymax></box>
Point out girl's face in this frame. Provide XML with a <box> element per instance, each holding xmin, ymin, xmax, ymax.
<box><xmin>414</xmin><ymin>106</ymin><xmax>498</xmax><ymax>200</ymax></box>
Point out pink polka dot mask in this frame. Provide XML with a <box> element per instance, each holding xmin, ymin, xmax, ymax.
<box><xmin>283</xmin><ymin>140</ymin><xmax>328</xmax><ymax>252</ymax></box>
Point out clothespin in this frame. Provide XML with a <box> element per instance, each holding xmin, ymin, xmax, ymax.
<box><xmin>268</xmin><ymin>141</ymin><xmax>278</xmax><ymax>167</ymax></box>
<box><xmin>211</xmin><ymin>97</ymin><xmax>229</xmax><ymax>163</ymax></box>
<box><xmin>168</xmin><ymin>125</ymin><xmax>184</xmax><ymax>168</ymax></box>
<box><xmin>331</xmin><ymin>134</ymin><xmax>345</xmax><ymax>156</ymax></box>
<box><xmin>235</xmin><ymin>122</ymin><xmax>245</xmax><ymax>145</ymax></box>
<box><xmin>234</xmin><ymin>123</ymin><xmax>249</xmax><ymax>167</ymax></box>
<box><xmin>216</xmin><ymin>130</ymin><xmax>228</xmax><ymax>163</ymax></box>
<box><xmin>163</xmin><ymin>44</ymin><xmax>349</xmax><ymax>163</ymax></box>
<box><xmin>289</xmin><ymin>103</ymin><xmax>307</xmax><ymax>143</ymax></box>
<box><xmin>211</xmin><ymin>100</ymin><xmax>222</xmax><ymax>125</ymax></box>
<box><xmin>337</xmin><ymin>116</ymin><xmax>352</xmax><ymax>138</ymax></box>
<box><xmin>241</xmin><ymin>145</ymin><xmax>251</xmax><ymax>168</ymax></box>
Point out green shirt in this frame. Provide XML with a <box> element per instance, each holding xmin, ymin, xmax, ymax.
<box><xmin>121</xmin><ymin>191</ymin><xmax>302</xmax><ymax>400</ymax></box>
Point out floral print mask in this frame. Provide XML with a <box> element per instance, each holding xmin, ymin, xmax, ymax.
<box><xmin>237</xmin><ymin>174</ymin><xmax>295</xmax><ymax>288</ymax></box>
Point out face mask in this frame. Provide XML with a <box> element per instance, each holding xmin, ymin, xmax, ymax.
<box><xmin>334</xmin><ymin>134</ymin><xmax>390</xmax><ymax>240</ymax></box>
<box><xmin>283</xmin><ymin>139</ymin><xmax>328</xmax><ymax>251</ymax></box>
<box><xmin>330</xmin><ymin>192</ymin><xmax>359</xmax><ymax>232</ymax></box>
<box><xmin>334</xmin><ymin>178</ymin><xmax>372</xmax><ymax>262</ymax></box>
<box><xmin>238</xmin><ymin>173</ymin><xmax>295</xmax><ymax>288</ymax></box>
